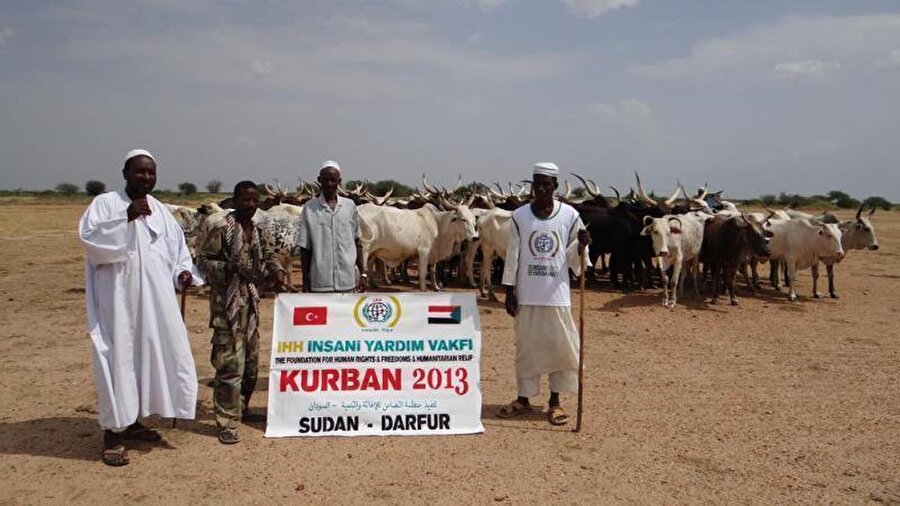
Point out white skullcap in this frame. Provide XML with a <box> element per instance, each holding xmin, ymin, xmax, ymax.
<box><xmin>533</xmin><ymin>162</ymin><xmax>559</xmax><ymax>177</ymax></box>
<box><xmin>320</xmin><ymin>160</ymin><xmax>341</xmax><ymax>173</ymax></box>
<box><xmin>124</xmin><ymin>149</ymin><xmax>155</xmax><ymax>165</ymax></box>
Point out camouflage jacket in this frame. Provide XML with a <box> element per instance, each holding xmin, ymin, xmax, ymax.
<box><xmin>197</xmin><ymin>214</ymin><xmax>283</xmax><ymax>332</ymax></box>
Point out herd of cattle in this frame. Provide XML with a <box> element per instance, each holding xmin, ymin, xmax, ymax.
<box><xmin>163</xmin><ymin>174</ymin><xmax>880</xmax><ymax>307</ymax></box>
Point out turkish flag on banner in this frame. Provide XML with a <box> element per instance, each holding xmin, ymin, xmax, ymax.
<box><xmin>293</xmin><ymin>306</ymin><xmax>327</xmax><ymax>325</ymax></box>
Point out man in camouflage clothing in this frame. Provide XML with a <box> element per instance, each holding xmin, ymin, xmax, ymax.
<box><xmin>198</xmin><ymin>181</ymin><xmax>284</xmax><ymax>444</ymax></box>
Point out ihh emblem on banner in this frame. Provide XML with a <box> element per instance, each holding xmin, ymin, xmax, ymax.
<box><xmin>353</xmin><ymin>295</ymin><xmax>402</xmax><ymax>332</ymax></box>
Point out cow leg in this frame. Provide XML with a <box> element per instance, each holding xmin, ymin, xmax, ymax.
<box><xmin>727</xmin><ymin>265</ymin><xmax>739</xmax><ymax>306</ymax></box>
<box><xmin>740</xmin><ymin>261</ymin><xmax>754</xmax><ymax>292</ymax></box>
<box><xmin>482</xmin><ymin>248</ymin><xmax>499</xmax><ymax>301</ymax></box>
<box><xmin>668</xmin><ymin>261</ymin><xmax>681</xmax><ymax>308</ymax></box>
<box><xmin>786</xmin><ymin>261</ymin><xmax>798</xmax><ymax>302</ymax></box>
<box><xmin>811</xmin><ymin>262</ymin><xmax>822</xmax><ymax>299</ymax></box>
<box><xmin>659</xmin><ymin>263</ymin><xmax>670</xmax><ymax>307</ymax></box>
<box><xmin>464</xmin><ymin>242</ymin><xmax>478</xmax><ymax>289</ymax></box>
<box><xmin>750</xmin><ymin>258</ymin><xmax>762</xmax><ymax>289</ymax></box>
<box><xmin>690</xmin><ymin>259</ymin><xmax>701</xmax><ymax>299</ymax></box>
<box><xmin>783</xmin><ymin>261</ymin><xmax>791</xmax><ymax>287</ymax></box>
<box><xmin>709</xmin><ymin>263</ymin><xmax>720</xmax><ymax>305</ymax></box>
<box><xmin>416</xmin><ymin>251</ymin><xmax>428</xmax><ymax>291</ymax></box>
<box><xmin>827</xmin><ymin>263</ymin><xmax>839</xmax><ymax>298</ymax></box>
<box><xmin>770</xmin><ymin>260</ymin><xmax>781</xmax><ymax>292</ymax></box>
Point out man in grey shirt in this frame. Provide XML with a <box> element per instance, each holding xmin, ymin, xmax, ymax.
<box><xmin>298</xmin><ymin>160</ymin><xmax>367</xmax><ymax>293</ymax></box>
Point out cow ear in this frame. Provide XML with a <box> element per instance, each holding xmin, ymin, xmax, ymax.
<box><xmin>669</xmin><ymin>226</ymin><xmax>681</xmax><ymax>234</ymax></box>
<box><xmin>643</xmin><ymin>216</ymin><xmax>653</xmax><ymax>226</ymax></box>
<box><xmin>640</xmin><ymin>226</ymin><xmax>649</xmax><ymax>236</ymax></box>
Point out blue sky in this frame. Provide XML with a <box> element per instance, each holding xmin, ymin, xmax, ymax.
<box><xmin>1</xmin><ymin>1</ymin><xmax>899</xmax><ymax>200</ymax></box>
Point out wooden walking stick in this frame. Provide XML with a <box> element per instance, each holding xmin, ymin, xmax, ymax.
<box><xmin>574</xmin><ymin>244</ymin><xmax>587</xmax><ymax>433</ymax></box>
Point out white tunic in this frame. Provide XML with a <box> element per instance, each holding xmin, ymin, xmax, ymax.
<box><xmin>501</xmin><ymin>201</ymin><xmax>588</xmax><ymax>379</ymax></box>
<box><xmin>79</xmin><ymin>190</ymin><xmax>203</xmax><ymax>430</ymax></box>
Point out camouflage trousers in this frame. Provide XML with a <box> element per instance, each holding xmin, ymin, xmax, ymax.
<box><xmin>210</xmin><ymin>328</ymin><xmax>259</xmax><ymax>430</ymax></box>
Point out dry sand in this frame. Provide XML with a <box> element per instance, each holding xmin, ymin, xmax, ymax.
<box><xmin>1</xmin><ymin>203</ymin><xmax>899</xmax><ymax>504</ymax></box>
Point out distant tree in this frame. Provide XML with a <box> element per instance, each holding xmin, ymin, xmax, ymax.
<box><xmin>55</xmin><ymin>182</ymin><xmax>80</xmax><ymax>195</ymax></box>
<box><xmin>863</xmin><ymin>196</ymin><xmax>892</xmax><ymax>211</ymax></box>
<box><xmin>371</xmin><ymin>179</ymin><xmax>413</xmax><ymax>198</ymax></box>
<box><xmin>827</xmin><ymin>190</ymin><xmax>859</xmax><ymax>209</ymax></box>
<box><xmin>85</xmin><ymin>180</ymin><xmax>106</xmax><ymax>196</ymax></box>
<box><xmin>177</xmin><ymin>182</ymin><xmax>198</xmax><ymax>195</ymax></box>
<box><xmin>205</xmin><ymin>179</ymin><xmax>222</xmax><ymax>193</ymax></box>
<box><xmin>760</xmin><ymin>194</ymin><xmax>777</xmax><ymax>206</ymax></box>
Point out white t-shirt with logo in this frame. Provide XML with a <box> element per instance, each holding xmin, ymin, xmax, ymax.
<box><xmin>502</xmin><ymin>201</ymin><xmax>588</xmax><ymax>307</ymax></box>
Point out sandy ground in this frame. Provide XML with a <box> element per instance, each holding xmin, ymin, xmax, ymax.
<box><xmin>1</xmin><ymin>203</ymin><xmax>899</xmax><ymax>505</ymax></box>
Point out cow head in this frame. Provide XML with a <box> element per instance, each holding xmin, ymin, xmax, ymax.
<box><xmin>844</xmin><ymin>204</ymin><xmax>880</xmax><ymax>251</ymax></box>
<box><xmin>444</xmin><ymin>203</ymin><xmax>479</xmax><ymax>243</ymax></box>
<box><xmin>738</xmin><ymin>216</ymin><xmax>773</xmax><ymax>258</ymax></box>
<box><xmin>810</xmin><ymin>219</ymin><xmax>844</xmax><ymax>260</ymax></box>
<box><xmin>640</xmin><ymin>216</ymin><xmax>681</xmax><ymax>257</ymax></box>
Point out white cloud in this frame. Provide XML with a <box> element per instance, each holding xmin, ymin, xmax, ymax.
<box><xmin>588</xmin><ymin>98</ymin><xmax>653</xmax><ymax>122</ymax></box>
<box><xmin>874</xmin><ymin>48</ymin><xmax>900</xmax><ymax>70</ymax></box>
<box><xmin>631</xmin><ymin>14</ymin><xmax>900</xmax><ymax>86</ymax></box>
<box><xmin>468</xmin><ymin>0</ymin><xmax>508</xmax><ymax>12</ymax></box>
<box><xmin>772</xmin><ymin>59</ymin><xmax>840</xmax><ymax>81</ymax></box>
<box><xmin>236</xmin><ymin>136</ymin><xmax>259</xmax><ymax>150</ymax></box>
<box><xmin>0</xmin><ymin>26</ymin><xmax>15</xmax><ymax>45</ymax></box>
<box><xmin>251</xmin><ymin>59</ymin><xmax>275</xmax><ymax>77</ymax></box>
<box><xmin>561</xmin><ymin>0</ymin><xmax>638</xmax><ymax>19</ymax></box>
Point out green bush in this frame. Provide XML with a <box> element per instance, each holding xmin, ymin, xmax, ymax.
<box><xmin>85</xmin><ymin>180</ymin><xmax>106</xmax><ymax>196</ymax></box>
<box><xmin>55</xmin><ymin>182</ymin><xmax>80</xmax><ymax>195</ymax></box>
<box><xmin>177</xmin><ymin>182</ymin><xmax>198</xmax><ymax>195</ymax></box>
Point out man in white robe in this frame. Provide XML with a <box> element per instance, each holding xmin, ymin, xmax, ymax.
<box><xmin>496</xmin><ymin>162</ymin><xmax>590</xmax><ymax>426</ymax></box>
<box><xmin>79</xmin><ymin>149</ymin><xmax>203</xmax><ymax>466</ymax></box>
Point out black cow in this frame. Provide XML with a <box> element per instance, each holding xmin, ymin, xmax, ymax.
<box><xmin>700</xmin><ymin>215</ymin><xmax>772</xmax><ymax>305</ymax></box>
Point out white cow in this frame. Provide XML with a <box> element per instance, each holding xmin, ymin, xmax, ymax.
<box><xmin>463</xmin><ymin>208</ymin><xmax>513</xmax><ymax>300</ymax></box>
<box><xmin>192</xmin><ymin>203</ymin><xmax>302</xmax><ymax>291</ymax></box>
<box><xmin>164</xmin><ymin>203</ymin><xmax>204</xmax><ymax>254</ymax></box>
<box><xmin>811</xmin><ymin>206</ymin><xmax>880</xmax><ymax>298</ymax></box>
<box><xmin>358</xmin><ymin>203</ymin><xmax>479</xmax><ymax>291</ymax></box>
<box><xmin>640</xmin><ymin>212</ymin><xmax>710</xmax><ymax>308</ymax></box>
<box><xmin>766</xmin><ymin>217</ymin><xmax>844</xmax><ymax>301</ymax></box>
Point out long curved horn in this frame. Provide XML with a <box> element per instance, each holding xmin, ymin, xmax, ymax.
<box><xmin>263</xmin><ymin>182</ymin><xmax>277</xmax><ymax>196</ymax></box>
<box><xmin>663</xmin><ymin>184</ymin><xmax>681</xmax><ymax>206</ymax></box>
<box><xmin>634</xmin><ymin>171</ymin><xmax>657</xmax><ymax>206</ymax></box>
<box><xmin>856</xmin><ymin>202</ymin><xmax>864</xmax><ymax>220</ymax></box>
<box><xmin>697</xmin><ymin>182</ymin><xmax>708</xmax><ymax>200</ymax></box>
<box><xmin>489</xmin><ymin>183</ymin><xmax>505</xmax><ymax>198</ymax></box>
<box><xmin>559</xmin><ymin>179</ymin><xmax>572</xmax><ymax>200</ymax></box>
<box><xmin>609</xmin><ymin>186</ymin><xmax>621</xmax><ymax>202</ymax></box>
<box><xmin>422</xmin><ymin>174</ymin><xmax>439</xmax><ymax>195</ymax></box>
<box><xmin>483</xmin><ymin>192</ymin><xmax>495</xmax><ymax>209</ymax></box>
<box><xmin>572</xmin><ymin>172</ymin><xmax>599</xmax><ymax>197</ymax></box>
<box><xmin>464</xmin><ymin>190</ymin><xmax>476</xmax><ymax>207</ymax></box>
<box><xmin>869</xmin><ymin>204</ymin><xmax>876</xmax><ymax>216</ymax></box>
<box><xmin>452</xmin><ymin>174</ymin><xmax>463</xmax><ymax>193</ymax></box>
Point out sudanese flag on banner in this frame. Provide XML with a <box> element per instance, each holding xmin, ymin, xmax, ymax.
<box><xmin>293</xmin><ymin>306</ymin><xmax>327</xmax><ymax>325</ymax></box>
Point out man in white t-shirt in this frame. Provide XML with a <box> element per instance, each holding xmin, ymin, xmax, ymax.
<box><xmin>496</xmin><ymin>162</ymin><xmax>590</xmax><ymax>426</ymax></box>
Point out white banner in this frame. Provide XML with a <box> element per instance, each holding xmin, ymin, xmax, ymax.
<box><xmin>265</xmin><ymin>292</ymin><xmax>484</xmax><ymax>437</ymax></box>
